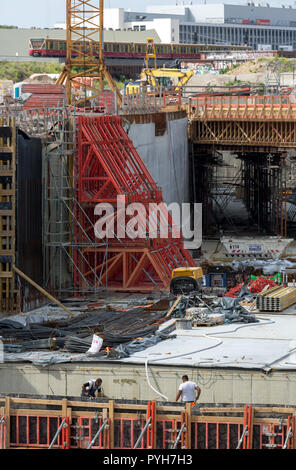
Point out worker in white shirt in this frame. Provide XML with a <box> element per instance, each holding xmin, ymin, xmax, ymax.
<box><xmin>176</xmin><ymin>375</ymin><xmax>201</xmax><ymax>404</ymax></box>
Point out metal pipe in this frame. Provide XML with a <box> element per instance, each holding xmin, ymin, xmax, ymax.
<box><xmin>133</xmin><ymin>417</ymin><xmax>152</xmax><ymax>449</ymax></box>
<box><xmin>172</xmin><ymin>423</ymin><xmax>186</xmax><ymax>449</ymax></box>
<box><xmin>48</xmin><ymin>418</ymin><xmax>66</xmax><ymax>449</ymax></box>
<box><xmin>87</xmin><ymin>419</ymin><xmax>108</xmax><ymax>449</ymax></box>
<box><xmin>236</xmin><ymin>425</ymin><xmax>248</xmax><ymax>449</ymax></box>
<box><xmin>283</xmin><ymin>426</ymin><xmax>292</xmax><ymax>449</ymax></box>
<box><xmin>0</xmin><ymin>416</ymin><xmax>5</xmax><ymax>449</ymax></box>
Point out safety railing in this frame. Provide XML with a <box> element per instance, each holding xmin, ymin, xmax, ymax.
<box><xmin>188</xmin><ymin>95</ymin><xmax>296</xmax><ymax>121</ymax></box>
<box><xmin>122</xmin><ymin>89</ymin><xmax>184</xmax><ymax>115</ymax></box>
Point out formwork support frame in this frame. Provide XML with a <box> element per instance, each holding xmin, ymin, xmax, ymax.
<box><xmin>147</xmin><ymin>401</ymin><xmax>156</xmax><ymax>450</ymax></box>
<box><xmin>2</xmin><ymin>396</ymin><xmax>296</xmax><ymax>449</ymax></box>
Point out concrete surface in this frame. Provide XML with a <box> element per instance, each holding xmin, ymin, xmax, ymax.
<box><xmin>128</xmin><ymin>114</ymin><xmax>189</xmax><ymax>206</ymax></box>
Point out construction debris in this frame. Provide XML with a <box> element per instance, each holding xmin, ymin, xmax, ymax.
<box><xmin>170</xmin><ymin>288</ymin><xmax>259</xmax><ymax>326</ymax></box>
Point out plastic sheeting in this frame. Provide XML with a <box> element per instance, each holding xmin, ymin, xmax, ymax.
<box><xmin>222</xmin><ymin>259</ymin><xmax>296</xmax><ymax>275</ymax></box>
<box><xmin>108</xmin><ymin>332</ymin><xmax>176</xmax><ymax>360</ymax></box>
<box><xmin>212</xmin><ymin>285</ymin><xmax>258</xmax><ymax>324</ymax></box>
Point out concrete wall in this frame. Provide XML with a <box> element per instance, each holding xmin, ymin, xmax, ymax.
<box><xmin>127</xmin><ymin>114</ymin><xmax>189</xmax><ymax>206</ymax></box>
<box><xmin>104</xmin><ymin>8</ymin><xmax>125</xmax><ymax>30</ymax></box>
<box><xmin>1</xmin><ymin>361</ymin><xmax>296</xmax><ymax>406</ymax></box>
<box><xmin>127</xmin><ymin>18</ymin><xmax>179</xmax><ymax>43</ymax></box>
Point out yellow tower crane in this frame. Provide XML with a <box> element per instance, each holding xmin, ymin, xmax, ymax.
<box><xmin>57</xmin><ymin>0</ymin><xmax>122</xmax><ymax>107</ymax></box>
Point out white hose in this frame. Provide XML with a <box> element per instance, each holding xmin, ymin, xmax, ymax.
<box><xmin>145</xmin><ymin>317</ymin><xmax>276</xmax><ymax>401</ymax></box>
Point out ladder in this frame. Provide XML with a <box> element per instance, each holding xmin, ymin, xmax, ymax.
<box><xmin>0</xmin><ymin>117</ymin><xmax>19</xmax><ymax>312</ymax></box>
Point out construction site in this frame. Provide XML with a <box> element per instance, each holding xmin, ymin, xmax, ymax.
<box><xmin>3</xmin><ymin>0</ymin><xmax>296</xmax><ymax>452</ymax></box>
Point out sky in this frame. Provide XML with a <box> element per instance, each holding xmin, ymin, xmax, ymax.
<box><xmin>0</xmin><ymin>0</ymin><xmax>292</xmax><ymax>29</ymax></box>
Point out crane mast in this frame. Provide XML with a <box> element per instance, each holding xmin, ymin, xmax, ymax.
<box><xmin>57</xmin><ymin>0</ymin><xmax>122</xmax><ymax>107</ymax></box>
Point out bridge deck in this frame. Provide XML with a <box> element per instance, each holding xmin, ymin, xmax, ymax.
<box><xmin>189</xmin><ymin>95</ymin><xmax>296</xmax><ymax>148</ymax></box>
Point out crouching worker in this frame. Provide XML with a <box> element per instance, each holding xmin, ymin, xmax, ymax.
<box><xmin>81</xmin><ymin>378</ymin><xmax>102</xmax><ymax>399</ymax></box>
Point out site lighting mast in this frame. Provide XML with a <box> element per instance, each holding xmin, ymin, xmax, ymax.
<box><xmin>57</xmin><ymin>0</ymin><xmax>122</xmax><ymax>107</ymax></box>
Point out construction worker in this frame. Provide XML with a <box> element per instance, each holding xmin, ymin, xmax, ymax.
<box><xmin>81</xmin><ymin>378</ymin><xmax>102</xmax><ymax>399</ymax></box>
<box><xmin>176</xmin><ymin>375</ymin><xmax>201</xmax><ymax>404</ymax></box>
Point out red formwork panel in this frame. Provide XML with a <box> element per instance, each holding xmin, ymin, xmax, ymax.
<box><xmin>70</xmin><ymin>417</ymin><xmax>110</xmax><ymax>449</ymax></box>
<box><xmin>6</xmin><ymin>407</ymin><xmax>296</xmax><ymax>450</ymax></box>
<box><xmin>10</xmin><ymin>415</ymin><xmax>64</xmax><ymax>448</ymax></box>
<box><xmin>74</xmin><ymin>114</ymin><xmax>195</xmax><ymax>292</ymax></box>
<box><xmin>192</xmin><ymin>420</ymin><xmax>244</xmax><ymax>449</ymax></box>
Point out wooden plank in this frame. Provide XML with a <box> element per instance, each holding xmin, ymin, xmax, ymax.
<box><xmin>67</xmin><ymin>400</ymin><xmax>109</xmax><ymax>409</ymax></box>
<box><xmin>109</xmin><ymin>400</ymin><xmax>114</xmax><ymax>449</ymax></box>
<box><xmin>62</xmin><ymin>398</ymin><xmax>68</xmax><ymax>419</ymax></box>
<box><xmin>4</xmin><ymin>397</ymin><xmax>10</xmax><ymax>449</ymax></box>
<box><xmin>165</xmin><ymin>295</ymin><xmax>182</xmax><ymax>318</ymax></box>
<box><xmin>0</xmin><ymin>190</ymin><xmax>14</xmax><ymax>196</ymax></box>
<box><xmin>0</xmin><ymin>231</ymin><xmax>13</xmax><ymax>237</ymax></box>
<box><xmin>0</xmin><ymin>273</ymin><xmax>12</xmax><ymax>279</ymax></box>
<box><xmin>8</xmin><ymin>398</ymin><xmax>64</xmax><ymax>406</ymax></box>
<box><xmin>67</xmin><ymin>407</ymin><xmax>72</xmax><ymax>425</ymax></box>
<box><xmin>13</xmin><ymin>266</ymin><xmax>74</xmax><ymax>317</ymax></box>
<box><xmin>249</xmin><ymin>406</ymin><xmax>255</xmax><ymax>449</ymax></box>
<box><xmin>200</xmin><ymin>407</ymin><xmax>245</xmax><ymax>414</ymax></box>
<box><xmin>11</xmin><ymin>410</ymin><xmax>62</xmax><ymax>417</ymax></box>
<box><xmin>186</xmin><ymin>403</ymin><xmax>192</xmax><ymax>450</ymax></box>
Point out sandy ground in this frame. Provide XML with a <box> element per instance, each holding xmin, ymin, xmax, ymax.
<box><xmin>185</xmin><ymin>58</ymin><xmax>296</xmax><ymax>89</ymax></box>
<box><xmin>187</xmin><ymin>71</ymin><xmax>274</xmax><ymax>88</ymax></box>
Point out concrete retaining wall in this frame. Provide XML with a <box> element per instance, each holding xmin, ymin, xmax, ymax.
<box><xmin>127</xmin><ymin>113</ymin><xmax>189</xmax><ymax>206</ymax></box>
<box><xmin>1</xmin><ymin>361</ymin><xmax>296</xmax><ymax>406</ymax></box>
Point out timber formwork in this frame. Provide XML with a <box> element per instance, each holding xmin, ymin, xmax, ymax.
<box><xmin>189</xmin><ymin>95</ymin><xmax>296</xmax><ymax>150</ymax></box>
<box><xmin>0</xmin><ymin>118</ymin><xmax>18</xmax><ymax>312</ymax></box>
<box><xmin>0</xmin><ymin>396</ymin><xmax>296</xmax><ymax>449</ymax></box>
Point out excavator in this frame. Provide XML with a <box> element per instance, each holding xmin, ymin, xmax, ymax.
<box><xmin>125</xmin><ymin>38</ymin><xmax>194</xmax><ymax>95</ymax></box>
<box><xmin>140</xmin><ymin>66</ymin><xmax>194</xmax><ymax>92</ymax></box>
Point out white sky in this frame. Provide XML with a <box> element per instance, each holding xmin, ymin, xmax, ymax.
<box><xmin>0</xmin><ymin>1</ymin><xmax>292</xmax><ymax>29</ymax></box>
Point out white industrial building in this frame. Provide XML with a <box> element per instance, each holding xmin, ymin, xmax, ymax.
<box><xmin>102</xmin><ymin>3</ymin><xmax>296</xmax><ymax>50</ymax></box>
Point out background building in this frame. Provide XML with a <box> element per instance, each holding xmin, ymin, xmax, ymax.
<box><xmin>103</xmin><ymin>3</ymin><xmax>296</xmax><ymax>50</ymax></box>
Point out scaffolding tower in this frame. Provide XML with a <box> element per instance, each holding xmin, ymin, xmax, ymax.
<box><xmin>43</xmin><ymin>103</ymin><xmax>108</xmax><ymax>296</ymax></box>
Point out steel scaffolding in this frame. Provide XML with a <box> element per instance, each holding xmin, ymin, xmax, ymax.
<box><xmin>43</xmin><ymin>103</ymin><xmax>108</xmax><ymax>296</ymax></box>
